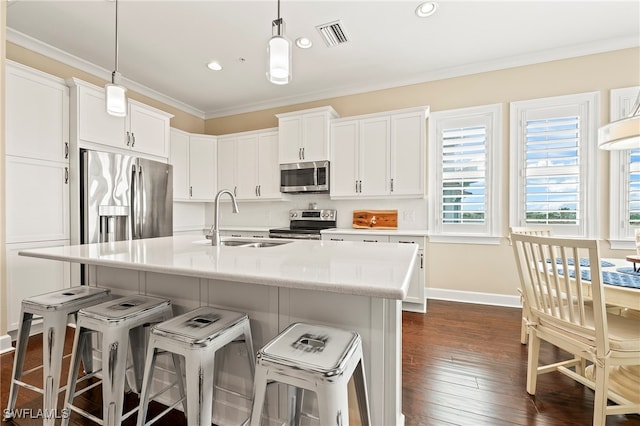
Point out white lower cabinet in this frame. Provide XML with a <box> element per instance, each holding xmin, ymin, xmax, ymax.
<box><xmin>323</xmin><ymin>233</ymin><xmax>426</xmax><ymax>312</ymax></box>
<box><xmin>5</xmin><ymin>240</ymin><xmax>71</xmax><ymax>331</ymax></box>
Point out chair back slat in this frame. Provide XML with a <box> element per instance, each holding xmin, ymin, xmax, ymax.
<box><xmin>511</xmin><ymin>234</ymin><xmax>609</xmax><ymax>355</ymax></box>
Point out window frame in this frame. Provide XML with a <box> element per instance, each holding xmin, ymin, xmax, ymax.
<box><xmin>428</xmin><ymin>104</ymin><xmax>502</xmax><ymax>244</ymax></box>
<box><xmin>608</xmin><ymin>86</ymin><xmax>640</xmax><ymax>250</ymax></box>
<box><xmin>509</xmin><ymin>92</ymin><xmax>599</xmax><ymax>238</ymax></box>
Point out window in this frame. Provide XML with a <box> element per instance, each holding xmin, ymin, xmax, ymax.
<box><xmin>429</xmin><ymin>104</ymin><xmax>502</xmax><ymax>243</ymax></box>
<box><xmin>510</xmin><ymin>92</ymin><xmax>599</xmax><ymax>238</ymax></box>
<box><xmin>609</xmin><ymin>86</ymin><xmax>640</xmax><ymax>249</ymax></box>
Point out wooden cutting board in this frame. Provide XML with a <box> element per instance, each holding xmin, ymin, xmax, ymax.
<box><xmin>353</xmin><ymin>210</ymin><xmax>398</xmax><ymax>229</ymax></box>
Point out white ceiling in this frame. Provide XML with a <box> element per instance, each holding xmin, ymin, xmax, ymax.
<box><xmin>7</xmin><ymin>1</ymin><xmax>640</xmax><ymax>119</ymax></box>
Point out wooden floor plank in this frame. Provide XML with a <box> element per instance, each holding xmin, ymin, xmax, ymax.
<box><xmin>2</xmin><ymin>300</ymin><xmax>639</xmax><ymax>425</ymax></box>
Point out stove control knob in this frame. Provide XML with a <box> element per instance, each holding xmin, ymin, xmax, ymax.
<box><xmin>290</xmin><ymin>212</ymin><xmax>298</xmax><ymax>218</ymax></box>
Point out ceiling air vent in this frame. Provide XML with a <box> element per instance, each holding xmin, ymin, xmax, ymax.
<box><xmin>316</xmin><ymin>20</ymin><xmax>349</xmax><ymax>47</ymax></box>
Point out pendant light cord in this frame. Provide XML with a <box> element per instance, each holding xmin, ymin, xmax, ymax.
<box><xmin>112</xmin><ymin>0</ymin><xmax>119</xmax><ymax>84</ymax></box>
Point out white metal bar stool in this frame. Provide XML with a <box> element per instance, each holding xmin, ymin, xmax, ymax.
<box><xmin>4</xmin><ymin>286</ymin><xmax>111</xmax><ymax>426</ymax></box>
<box><xmin>136</xmin><ymin>305</ymin><xmax>255</xmax><ymax>426</ymax></box>
<box><xmin>250</xmin><ymin>322</ymin><xmax>371</xmax><ymax>426</ymax></box>
<box><xmin>61</xmin><ymin>294</ymin><xmax>175</xmax><ymax>426</ymax></box>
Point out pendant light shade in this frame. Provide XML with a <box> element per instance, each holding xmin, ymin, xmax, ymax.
<box><xmin>599</xmin><ymin>91</ymin><xmax>640</xmax><ymax>150</ymax></box>
<box><xmin>267</xmin><ymin>0</ymin><xmax>291</xmax><ymax>85</ymax></box>
<box><xmin>106</xmin><ymin>0</ymin><xmax>127</xmax><ymax>117</ymax></box>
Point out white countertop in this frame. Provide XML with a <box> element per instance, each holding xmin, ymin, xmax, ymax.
<box><xmin>19</xmin><ymin>235</ymin><xmax>418</xmax><ymax>300</ymax></box>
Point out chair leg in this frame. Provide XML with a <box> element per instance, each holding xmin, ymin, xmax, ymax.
<box><xmin>317</xmin><ymin>383</ymin><xmax>350</xmax><ymax>426</ymax></box>
<box><xmin>62</xmin><ymin>326</ymin><xmax>89</xmax><ymax>426</ymax></box>
<box><xmin>4</xmin><ymin>311</ymin><xmax>33</xmax><ymax>419</ymax></box>
<box><xmin>101</xmin><ymin>328</ymin><xmax>130</xmax><ymax>426</ymax></box>
<box><xmin>184</xmin><ymin>351</ymin><xmax>215</xmax><ymax>425</ymax></box>
<box><xmin>129</xmin><ymin>325</ymin><xmax>148</xmax><ymax>394</ymax></box>
<box><xmin>353</xmin><ymin>360</ymin><xmax>371</xmax><ymax>426</ymax></box>
<box><xmin>526</xmin><ymin>331</ymin><xmax>541</xmax><ymax>395</ymax></box>
<box><xmin>41</xmin><ymin>312</ymin><xmax>69</xmax><ymax>426</ymax></box>
<box><xmin>136</xmin><ymin>343</ymin><xmax>159</xmax><ymax>426</ymax></box>
<box><xmin>250</xmin><ymin>366</ymin><xmax>269</xmax><ymax>426</ymax></box>
<box><xmin>593</xmin><ymin>362</ymin><xmax>609</xmax><ymax>426</ymax></box>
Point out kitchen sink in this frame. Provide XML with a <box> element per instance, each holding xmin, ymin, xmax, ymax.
<box><xmin>194</xmin><ymin>237</ymin><xmax>292</xmax><ymax>248</ymax></box>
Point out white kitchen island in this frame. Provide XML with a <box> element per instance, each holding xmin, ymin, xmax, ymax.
<box><xmin>19</xmin><ymin>235</ymin><xmax>418</xmax><ymax>426</ymax></box>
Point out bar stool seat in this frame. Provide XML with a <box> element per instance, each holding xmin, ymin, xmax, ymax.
<box><xmin>250</xmin><ymin>322</ymin><xmax>371</xmax><ymax>426</ymax></box>
<box><xmin>137</xmin><ymin>305</ymin><xmax>255</xmax><ymax>426</ymax></box>
<box><xmin>4</xmin><ymin>286</ymin><xmax>111</xmax><ymax>426</ymax></box>
<box><xmin>62</xmin><ymin>294</ymin><xmax>175</xmax><ymax>426</ymax></box>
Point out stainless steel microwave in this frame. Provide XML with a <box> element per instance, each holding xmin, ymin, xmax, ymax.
<box><xmin>280</xmin><ymin>161</ymin><xmax>329</xmax><ymax>193</ymax></box>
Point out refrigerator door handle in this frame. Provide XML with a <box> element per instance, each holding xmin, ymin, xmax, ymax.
<box><xmin>137</xmin><ymin>165</ymin><xmax>144</xmax><ymax>238</ymax></box>
<box><xmin>131</xmin><ymin>164</ymin><xmax>139</xmax><ymax>239</ymax></box>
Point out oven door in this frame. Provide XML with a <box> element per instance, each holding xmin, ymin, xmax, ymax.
<box><xmin>280</xmin><ymin>161</ymin><xmax>329</xmax><ymax>193</ymax></box>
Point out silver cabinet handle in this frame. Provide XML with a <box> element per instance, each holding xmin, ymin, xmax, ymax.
<box><xmin>301</xmin><ymin>147</ymin><xmax>305</xmax><ymax>159</ymax></box>
<box><xmin>420</xmin><ymin>253</ymin><xmax>424</xmax><ymax>269</ymax></box>
<box><xmin>189</xmin><ymin>186</ymin><xmax>193</xmax><ymax>197</ymax></box>
<box><xmin>363</xmin><ymin>239</ymin><xmax>378</xmax><ymax>243</ymax></box>
<box><xmin>131</xmin><ymin>132</ymin><xmax>136</xmax><ymax>147</ymax></box>
<box><xmin>126</xmin><ymin>131</ymin><xmax>131</xmax><ymax>146</ymax></box>
<box><xmin>258</xmin><ymin>185</ymin><xmax>261</xmax><ymax>196</ymax></box>
<box><xmin>331</xmin><ymin>238</ymin><xmax>344</xmax><ymax>241</ymax></box>
<box><xmin>398</xmin><ymin>240</ymin><xmax>415</xmax><ymax>244</ymax></box>
<box><xmin>390</xmin><ymin>178</ymin><xmax>394</xmax><ymax>192</ymax></box>
<box><xmin>64</xmin><ymin>142</ymin><xmax>69</xmax><ymax>159</ymax></box>
<box><xmin>64</xmin><ymin>167</ymin><xmax>69</xmax><ymax>184</ymax></box>
<box><xmin>255</xmin><ymin>185</ymin><xmax>259</xmax><ymax>196</ymax></box>
<box><xmin>298</xmin><ymin>147</ymin><xmax>302</xmax><ymax>160</ymax></box>
<box><xmin>234</xmin><ymin>186</ymin><xmax>237</xmax><ymax>197</ymax></box>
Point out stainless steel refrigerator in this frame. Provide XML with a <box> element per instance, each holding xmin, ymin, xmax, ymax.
<box><xmin>80</xmin><ymin>148</ymin><xmax>173</xmax><ymax>245</ymax></box>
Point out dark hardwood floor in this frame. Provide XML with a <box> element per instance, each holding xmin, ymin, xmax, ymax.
<box><xmin>2</xmin><ymin>300</ymin><xmax>639</xmax><ymax>425</ymax></box>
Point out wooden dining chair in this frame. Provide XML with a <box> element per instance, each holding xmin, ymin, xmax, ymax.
<box><xmin>509</xmin><ymin>226</ymin><xmax>552</xmax><ymax>344</ymax></box>
<box><xmin>511</xmin><ymin>233</ymin><xmax>640</xmax><ymax>425</ymax></box>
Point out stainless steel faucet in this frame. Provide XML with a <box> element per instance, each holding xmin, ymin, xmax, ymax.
<box><xmin>210</xmin><ymin>189</ymin><xmax>239</xmax><ymax>246</ymax></box>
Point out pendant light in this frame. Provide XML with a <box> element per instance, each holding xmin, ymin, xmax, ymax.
<box><xmin>599</xmin><ymin>91</ymin><xmax>640</xmax><ymax>150</ymax></box>
<box><xmin>105</xmin><ymin>0</ymin><xmax>127</xmax><ymax>117</ymax></box>
<box><xmin>267</xmin><ymin>0</ymin><xmax>292</xmax><ymax>85</ymax></box>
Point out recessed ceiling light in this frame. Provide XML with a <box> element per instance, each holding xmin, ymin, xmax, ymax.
<box><xmin>415</xmin><ymin>2</ymin><xmax>438</xmax><ymax>18</ymax></box>
<box><xmin>207</xmin><ymin>61</ymin><xmax>223</xmax><ymax>71</ymax></box>
<box><xmin>295</xmin><ymin>37</ymin><xmax>312</xmax><ymax>49</ymax></box>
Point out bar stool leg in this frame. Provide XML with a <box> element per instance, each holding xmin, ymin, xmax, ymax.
<box><xmin>62</xmin><ymin>326</ymin><xmax>90</xmax><ymax>426</ymax></box>
<box><xmin>316</xmin><ymin>384</ymin><xmax>350</xmax><ymax>426</ymax></box>
<box><xmin>4</xmin><ymin>312</ymin><xmax>33</xmax><ymax>418</ymax></box>
<box><xmin>42</xmin><ymin>312</ymin><xmax>69</xmax><ymax>425</ymax></box>
<box><xmin>249</xmin><ymin>365</ymin><xmax>269</xmax><ymax>426</ymax></box>
<box><xmin>353</xmin><ymin>361</ymin><xmax>371</xmax><ymax>426</ymax></box>
<box><xmin>129</xmin><ymin>325</ymin><xmax>148</xmax><ymax>393</ymax></box>
<box><xmin>184</xmin><ymin>351</ymin><xmax>215</xmax><ymax>425</ymax></box>
<box><xmin>136</xmin><ymin>341</ymin><xmax>160</xmax><ymax>426</ymax></box>
<box><xmin>101</xmin><ymin>328</ymin><xmax>131</xmax><ymax>426</ymax></box>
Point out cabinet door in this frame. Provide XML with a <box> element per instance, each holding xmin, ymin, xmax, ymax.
<box><xmin>128</xmin><ymin>101</ymin><xmax>170</xmax><ymax>158</ymax></box>
<box><xmin>278</xmin><ymin>116</ymin><xmax>302</xmax><ymax>163</ymax></box>
<box><xmin>189</xmin><ymin>135</ymin><xmax>217</xmax><ymax>201</ymax></box>
<box><xmin>330</xmin><ymin>121</ymin><xmax>359</xmax><ymax>197</ymax></box>
<box><xmin>170</xmin><ymin>128</ymin><xmax>190</xmax><ymax>200</ymax></box>
<box><xmin>235</xmin><ymin>135</ymin><xmax>259</xmax><ymax>199</ymax></box>
<box><xmin>390</xmin><ymin>112</ymin><xmax>425</xmax><ymax>196</ymax></box>
<box><xmin>6</xmin><ymin>156</ymin><xmax>69</xmax><ymax>243</ymax></box>
<box><xmin>257</xmin><ymin>132</ymin><xmax>281</xmax><ymax>199</ymax></box>
<box><xmin>6</xmin><ymin>64</ymin><xmax>69</xmax><ymax>163</ymax></box>
<box><xmin>359</xmin><ymin>117</ymin><xmax>390</xmax><ymax>196</ymax></box>
<box><xmin>217</xmin><ymin>137</ymin><xmax>238</xmax><ymax>195</ymax></box>
<box><xmin>6</xmin><ymin>240</ymin><xmax>71</xmax><ymax>331</ymax></box>
<box><xmin>403</xmin><ymin>249</ymin><xmax>425</xmax><ymax>311</ymax></box>
<box><xmin>302</xmin><ymin>112</ymin><xmax>330</xmax><ymax>161</ymax></box>
<box><xmin>78</xmin><ymin>84</ymin><xmax>126</xmax><ymax>148</ymax></box>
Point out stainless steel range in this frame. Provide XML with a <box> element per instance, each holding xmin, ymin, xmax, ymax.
<box><xmin>269</xmin><ymin>209</ymin><xmax>337</xmax><ymax>240</ymax></box>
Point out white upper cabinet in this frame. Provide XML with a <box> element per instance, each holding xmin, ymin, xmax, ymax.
<box><xmin>6</xmin><ymin>61</ymin><xmax>69</xmax><ymax>163</ymax></box>
<box><xmin>69</xmin><ymin>79</ymin><xmax>172</xmax><ymax>159</ymax></box>
<box><xmin>276</xmin><ymin>106</ymin><xmax>338</xmax><ymax>163</ymax></box>
<box><xmin>330</xmin><ymin>106</ymin><xmax>427</xmax><ymax>199</ymax></box>
<box><xmin>217</xmin><ymin>129</ymin><xmax>282</xmax><ymax>201</ymax></box>
<box><xmin>169</xmin><ymin>128</ymin><xmax>217</xmax><ymax>201</ymax></box>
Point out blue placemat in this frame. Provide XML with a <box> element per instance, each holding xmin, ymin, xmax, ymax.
<box><xmin>616</xmin><ymin>267</ymin><xmax>640</xmax><ymax>277</ymax></box>
<box><xmin>557</xmin><ymin>268</ymin><xmax>640</xmax><ymax>289</ymax></box>
<box><xmin>546</xmin><ymin>258</ymin><xmax>614</xmax><ymax>268</ymax></box>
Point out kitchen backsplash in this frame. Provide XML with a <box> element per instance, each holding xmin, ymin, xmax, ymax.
<box><xmin>174</xmin><ymin>194</ymin><xmax>427</xmax><ymax>232</ymax></box>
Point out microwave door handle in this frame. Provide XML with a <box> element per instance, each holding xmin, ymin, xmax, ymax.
<box><xmin>314</xmin><ymin>164</ymin><xmax>319</xmax><ymax>187</ymax></box>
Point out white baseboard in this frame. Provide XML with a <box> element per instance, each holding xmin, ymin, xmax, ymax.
<box><xmin>0</xmin><ymin>334</ymin><xmax>15</xmax><ymax>354</ymax></box>
<box><xmin>426</xmin><ymin>288</ymin><xmax>522</xmax><ymax>308</ymax></box>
